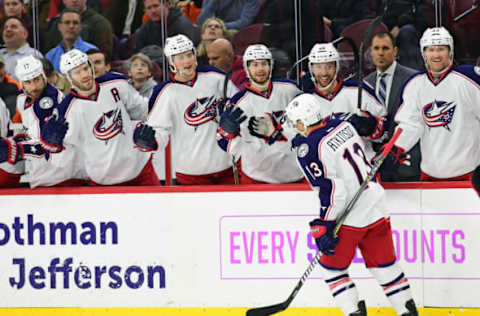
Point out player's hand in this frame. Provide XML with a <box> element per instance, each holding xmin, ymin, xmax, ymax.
<box><xmin>133</xmin><ymin>123</ymin><xmax>158</xmax><ymax>152</ymax></box>
<box><xmin>40</xmin><ymin>115</ymin><xmax>68</xmax><ymax>153</ymax></box>
<box><xmin>309</xmin><ymin>218</ymin><xmax>339</xmax><ymax>256</ymax></box>
<box><xmin>347</xmin><ymin>111</ymin><xmax>386</xmax><ymax>139</ymax></box>
<box><xmin>219</xmin><ymin>106</ymin><xmax>246</xmax><ymax>135</ymax></box>
<box><xmin>248</xmin><ymin>113</ymin><xmax>287</xmax><ymax>145</ymax></box>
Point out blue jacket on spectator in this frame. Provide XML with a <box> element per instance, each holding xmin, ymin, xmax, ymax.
<box><xmin>197</xmin><ymin>0</ymin><xmax>260</xmax><ymax>30</ymax></box>
<box><xmin>46</xmin><ymin>37</ymin><xmax>98</xmax><ymax>73</ymax></box>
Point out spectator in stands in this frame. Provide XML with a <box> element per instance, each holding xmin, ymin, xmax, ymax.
<box><xmin>103</xmin><ymin>0</ymin><xmax>144</xmax><ymax>39</ymax></box>
<box><xmin>42</xmin><ymin>57</ymin><xmax>71</xmax><ymax>95</ymax></box>
<box><xmin>376</xmin><ymin>0</ymin><xmax>428</xmax><ymax>70</ymax></box>
<box><xmin>322</xmin><ymin>0</ymin><xmax>371</xmax><ymax>38</ymax></box>
<box><xmin>0</xmin><ymin>54</ymin><xmax>20</xmax><ymax>118</ymax></box>
<box><xmin>207</xmin><ymin>38</ymin><xmax>248</xmax><ymax>89</ymax></box>
<box><xmin>197</xmin><ymin>0</ymin><xmax>260</xmax><ymax>31</ymax></box>
<box><xmin>133</xmin><ymin>0</ymin><xmax>200</xmax><ymax>53</ymax></box>
<box><xmin>44</xmin><ymin>0</ymin><xmax>113</xmax><ymax>58</ymax></box>
<box><xmin>45</xmin><ymin>9</ymin><xmax>98</xmax><ymax>73</ymax></box>
<box><xmin>0</xmin><ymin>0</ymin><xmax>35</xmax><ymax>48</ymax></box>
<box><xmin>364</xmin><ymin>32</ymin><xmax>420</xmax><ymax>182</ymax></box>
<box><xmin>86</xmin><ymin>48</ymin><xmax>110</xmax><ymax>77</ymax></box>
<box><xmin>128</xmin><ymin>52</ymin><xmax>156</xmax><ymax>99</ymax></box>
<box><xmin>197</xmin><ymin>17</ymin><xmax>227</xmax><ymax>67</ymax></box>
<box><xmin>0</xmin><ymin>16</ymin><xmax>43</xmax><ymax>81</ymax></box>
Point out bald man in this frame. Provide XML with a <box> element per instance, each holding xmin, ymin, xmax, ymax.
<box><xmin>207</xmin><ymin>38</ymin><xmax>248</xmax><ymax>89</ymax></box>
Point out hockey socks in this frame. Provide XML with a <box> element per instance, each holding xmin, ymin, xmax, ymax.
<box><xmin>322</xmin><ymin>267</ymin><xmax>360</xmax><ymax>315</ymax></box>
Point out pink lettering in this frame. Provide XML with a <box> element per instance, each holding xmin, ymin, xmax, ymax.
<box><xmin>271</xmin><ymin>231</ymin><xmax>285</xmax><ymax>264</ymax></box>
<box><xmin>258</xmin><ymin>232</ymin><xmax>268</xmax><ymax>264</ymax></box>
<box><xmin>230</xmin><ymin>232</ymin><xmax>241</xmax><ymax>264</ymax></box>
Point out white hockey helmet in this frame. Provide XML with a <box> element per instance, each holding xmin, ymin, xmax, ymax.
<box><xmin>286</xmin><ymin>93</ymin><xmax>329</xmax><ymax>129</ymax></box>
<box><xmin>164</xmin><ymin>34</ymin><xmax>196</xmax><ymax>73</ymax></box>
<box><xmin>243</xmin><ymin>44</ymin><xmax>274</xmax><ymax>86</ymax></box>
<box><xmin>308</xmin><ymin>43</ymin><xmax>340</xmax><ymax>89</ymax></box>
<box><xmin>15</xmin><ymin>55</ymin><xmax>45</xmax><ymax>82</ymax></box>
<box><xmin>420</xmin><ymin>27</ymin><xmax>454</xmax><ymax>61</ymax></box>
<box><xmin>60</xmin><ymin>48</ymin><xmax>92</xmax><ymax>77</ymax></box>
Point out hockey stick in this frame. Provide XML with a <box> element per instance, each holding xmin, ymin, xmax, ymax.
<box><xmin>222</xmin><ymin>70</ymin><xmax>240</xmax><ymax>185</ymax></box>
<box><xmin>246</xmin><ymin>129</ymin><xmax>402</xmax><ymax>316</ymax></box>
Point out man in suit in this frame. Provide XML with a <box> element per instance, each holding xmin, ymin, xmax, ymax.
<box><xmin>365</xmin><ymin>32</ymin><xmax>421</xmax><ymax>182</ymax></box>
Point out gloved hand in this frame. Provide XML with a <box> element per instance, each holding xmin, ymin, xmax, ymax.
<box><xmin>309</xmin><ymin>218</ymin><xmax>339</xmax><ymax>256</ymax></box>
<box><xmin>346</xmin><ymin>111</ymin><xmax>386</xmax><ymax>139</ymax></box>
<box><xmin>0</xmin><ymin>138</ymin><xmax>46</xmax><ymax>164</ymax></box>
<box><xmin>248</xmin><ymin>113</ymin><xmax>287</xmax><ymax>145</ymax></box>
<box><xmin>40</xmin><ymin>116</ymin><xmax>68</xmax><ymax>153</ymax></box>
<box><xmin>219</xmin><ymin>106</ymin><xmax>246</xmax><ymax>136</ymax></box>
<box><xmin>133</xmin><ymin>123</ymin><xmax>158</xmax><ymax>152</ymax></box>
<box><xmin>379</xmin><ymin>143</ymin><xmax>407</xmax><ymax>165</ymax></box>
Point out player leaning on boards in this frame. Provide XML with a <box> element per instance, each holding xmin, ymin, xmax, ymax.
<box><xmin>216</xmin><ymin>44</ymin><xmax>304</xmax><ymax>184</ymax></box>
<box><xmin>304</xmin><ymin>43</ymin><xmax>387</xmax><ymax>159</ymax></box>
<box><xmin>285</xmin><ymin>93</ymin><xmax>418</xmax><ymax>316</ymax></box>
<box><xmin>133</xmin><ymin>34</ymin><xmax>239</xmax><ymax>185</ymax></box>
<box><xmin>41</xmin><ymin>49</ymin><xmax>159</xmax><ymax>186</ymax></box>
<box><xmin>389</xmin><ymin>27</ymin><xmax>480</xmax><ymax>181</ymax></box>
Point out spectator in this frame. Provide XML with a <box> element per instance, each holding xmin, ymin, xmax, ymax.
<box><xmin>197</xmin><ymin>17</ymin><xmax>227</xmax><ymax>67</ymax></box>
<box><xmin>44</xmin><ymin>0</ymin><xmax>113</xmax><ymax>58</ymax></box>
<box><xmin>86</xmin><ymin>48</ymin><xmax>111</xmax><ymax>77</ymax></box>
<box><xmin>196</xmin><ymin>0</ymin><xmax>260</xmax><ymax>31</ymax></box>
<box><xmin>365</xmin><ymin>32</ymin><xmax>420</xmax><ymax>182</ymax></box>
<box><xmin>42</xmin><ymin>57</ymin><xmax>71</xmax><ymax>95</ymax></box>
<box><xmin>101</xmin><ymin>0</ymin><xmax>144</xmax><ymax>38</ymax></box>
<box><xmin>206</xmin><ymin>38</ymin><xmax>248</xmax><ymax>89</ymax></box>
<box><xmin>0</xmin><ymin>54</ymin><xmax>20</xmax><ymax>118</ymax></box>
<box><xmin>0</xmin><ymin>16</ymin><xmax>43</xmax><ymax>81</ymax></box>
<box><xmin>45</xmin><ymin>9</ymin><xmax>98</xmax><ymax>73</ymax></box>
<box><xmin>322</xmin><ymin>0</ymin><xmax>371</xmax><ymax>38</ymax></box>
<box><xmin>0</xmin><ymin>0</ymin><xmax>35</xmax><ymax>47</ymax></box>
<box><xmin>128</xmin><ymin>52</ymin><xmax>156</xmax><ymax>99</ymax></box>
<box><xmin>134</xmin><ymin>0</ymin><xmax>200</xmax><ymax>53</ymax></box>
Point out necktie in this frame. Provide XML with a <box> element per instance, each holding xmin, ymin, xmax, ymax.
<box><xmin>378</xmin><ymin>72</ymin><xmax>388</xmax><ymax>106</ymax></box>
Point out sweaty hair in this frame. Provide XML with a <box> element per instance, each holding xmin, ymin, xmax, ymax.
<box><xmin>372</xmin><ymin>32</ymin><xmax>396</xmax><ymax>47</ymax></box>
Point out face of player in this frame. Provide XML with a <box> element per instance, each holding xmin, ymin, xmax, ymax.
<box><xmin>202</xmin><ymin>20</ymin><xmax>224</xmax><ymax>41</ymax></box>
<box><xmin>129</xmin><ymin>59</ymin><xmax>151</xmax><ymax>83</ymax></box>
<box><xmin>371</xmin><ymin>36</ymin><xmax>397</xmax><ymax>73</ymax></box>
<box><xmin>69</xmin><ymin>62</ymin><xmax>95</xmax><ymax>94</ymax></box>
<box><xmin>22</xmin><ymin>75</ymin><xmax>47</xmax><ymax>100</ymax></box>
<box><xmin>311</xmin><ymin>62</ymin><xmax>336</xmax><ymax>90</ymax></box>
<box><xmin>247</xmin><ymin>60</ymin><xmax>271</xmax><ymax>86</ymax></box>
<box><xmin>172</xmin><ymin>50</ymin><xmax>196</xmax><ymax>81</ymax></box>
<box><xmin>4</xmin><ymin>0</ymin><xmax>23</xmax><ymax>18</ymax></box>
<box><xmin>88</xmin><ymin>52</ymin><xmax>110</xmax><ymax>78</ymax></box>
<box><xmin>144</xmin><ymin>0</ymin><xmax>169</xmax><ymax>23</ymax></box>
<box><xmin>424</xmin><ymin>45</ymin><xmax>451</xmax><ymax>74</ymax></box>
<box><xmin>295</xmin><ymin>120</ymin><xmax>307</xmax><ymax>137</ymax></box>
<box><xmin>63</xmin><ymin>0</ymin><xmax>87</xmax><ymax>12</ymax></box>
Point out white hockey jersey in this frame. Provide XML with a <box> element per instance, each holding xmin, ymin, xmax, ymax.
<box><xmin>218</xmin><ymin>79</ymin><xmax>304</xmax><ymax>183</ymax></box>
<box><xmin>16</xmin><ymin>84</ymin><xmax>87</xmax><ymax>187</ymax></box>
<box><xmin>59</xmin><ymin>73</ymin><xmax>151</xmax><ymax>185</ymax></box>
<box><xmin>295</xmin><ymin>118</ymin><xmax>387</xmax><ymax>228</ymax></box>
<box><xmin>394</xmin><ymin>65</ymin><xmax>480</xmax><ymax>178</ymax></box>
<box><xmin>0</xmin><ymin>97</ymin><xmax>23</xmax><ymax>177</ymax></box>
<box><xmin>147</xmin><ymin>66</ymin><xmax>238</xmax><ymax>175</ymax></box>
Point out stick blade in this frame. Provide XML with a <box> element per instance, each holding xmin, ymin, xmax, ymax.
<box><xmin>246</xmin><ymin>302</ymin><xmax>287</xmax><ymax>316</ymax></box>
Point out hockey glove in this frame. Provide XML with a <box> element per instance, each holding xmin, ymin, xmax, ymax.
<box><xmin>40</xmin><ymin>116</ymin><xmax>68</xmax><ymax>153</ymax></box>
<box><xmin>472</xmin><ymin>165</ymin><xmax>480</xmax><ymax>196</ymax></box>
<box><xmin>379</xmin><ymin>143</ymin><xmax>407</xmax><ymax>165</ymax></box>
<box><xmin>0</xmin><ymin>138</ymin><xmax>46</xmax><ymax>164</ymax></box>
<box><xmin>309</xmin><ymin>218</ymin><xmax>339</xmax><ymax>256</ymax></box>
<box><xmin>133</xmin><ymin>123</ymin><xmax>158</xmax><ymax>152</ymax></box>
<box><xmin>248</xmin><ymin>113</ymin><xmax>287</xmax><ymax>145</ymax></box>
<box><xmin>347</xmin><ymin>111</ymin><xmax>386</xmax><ymax>140</ymax></box>
<box><xmin>219</xmin><ymin>106</ymin><xmax>246</xmax><ymax>136</ymax></box>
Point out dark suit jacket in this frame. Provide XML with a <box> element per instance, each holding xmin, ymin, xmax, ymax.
<box><xmin>365</xmin><ymin>62</ymin><xmax>421</xmax><ymax>182</ymax></box>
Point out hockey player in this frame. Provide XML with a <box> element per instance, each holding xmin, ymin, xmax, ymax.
<box><xmin>389</xmin><ymin>27</ymin><xmax>480</xmax><ymax>181</ymax></box>
<box><xmin>305</xmin><ymin>43</ymin><xmax>387</xmax><ymax>158</ymax></box>
<box><xmin>216</xmin><ymin>44</ymin><xmax>304</xmax><ymax>184</ymax></box>
<box><xmin>133</xmin><ymin>34</ymin><xmax>239</xmax><ymax>185</ymax></box>
<box><xmin>286</xmin><ymin>93</ymin><xmax>417</xmax><ymax>316</ymax></box>
<box><xmin>0</xmin><ymin>56</ymin><xmax>88</xmax><ymax>187</ymax></box>
<box><xmin>42</xmin><ymin>49</ymin><xmax>158</xmax><ymax>186</ymax></box>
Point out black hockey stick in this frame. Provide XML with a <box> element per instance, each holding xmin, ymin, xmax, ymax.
<box><xmin>246</xmin><ymin>129</ymin><xmax>402</xmax><ymax>316</ymax></box>
<box><xmin>222</xmin><ymin>70</ymin><xmax>240</xmax><ymax>184</ymax></box>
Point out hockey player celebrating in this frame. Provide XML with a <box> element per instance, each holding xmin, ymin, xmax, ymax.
<box><xmin>286</xmin><ymin>93</ymin><xmax>418</xmax><ymax>316</ymax></box>
<box><xmin>216</xmin><ymin>44</ymin><xmax>304</xmax><ymax>184</ymax></box>
<box><xmin>133</xmin><ymin>34</ymin><xmax>239</xmax><ymax>185</ymax></box>
<box><xmin>389</xmin><ymin>27</ymin><xmax>480</xmax><ymax>181</ymax></box>
<box><xmin>41</xmin><ymin>49</ymin><xmax>158</xmax><ymax>186</ymax></box>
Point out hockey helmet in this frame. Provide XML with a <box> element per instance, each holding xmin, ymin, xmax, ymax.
<box><xmin>286</xmin><ymin>93</ymin><xmax>329</xmax><ymax>129</ymax></box>
<box><xmin>243</xmin><ymin>44</ymin><xmax>274</xmax><ymax>86</ymax></box>
<box><xmin>420</xmin><ymin>27</ymin><xmax>454</xmax><ymax>61</ymax></box>
<box><xmin>15</xmin><ymin>55</ymin><xmax>45</xmax><ymax>82</ymax></box>
<box><xmin>308</xmin><ymin>43</ymin><xmax>340</xmax><ymax>89</ymax></box>
<box><xmin>163</xmin><ymin>34</ymin><xmax>196</xmax><ymax>73</ymax></box>
<box><xmin>60</xmin><ymin>49</ymin><xmax>92</xmax><ymax>77</ymax></box>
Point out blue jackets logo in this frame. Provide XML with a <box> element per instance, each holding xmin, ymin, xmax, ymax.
<box><xmin>184</xmin><ymin>96</ymin><xmax>220</xmax><ymax>126</ymax></box>
<box><xmin>422</xmin><ymin>100</ymin><xmax>456</xmax><ymax>130</ymax></box>
<box><xmin>93</xmin><ymin>109</ymin><xmax>123</xmax><ymax>141</ymax></box>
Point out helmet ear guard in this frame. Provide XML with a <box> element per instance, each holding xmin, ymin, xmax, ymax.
<box><xmin>243</xmin><ymin>44</ymin><xmax>274</xmax><ymax>88</ymax></box>
<box><xmin>308</xmin><ymin>43</ymin><xmax>340</xmax><ymax>90</ymax></box>
<box><xmin>163</xmin><ymin>34</ymin><xmax>197</xmax><ymax>74</ymax></box>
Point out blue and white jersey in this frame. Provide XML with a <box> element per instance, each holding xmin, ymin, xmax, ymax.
<box><xmin>218</xmin><ymin>79</ymin><xmax>304</xmax><ymax>183</ymax></box>
<box><xmin>0</xmin><ymin>97</ymin><xmax>23</xmax><ymax>177</ymax></box>
<box><xmin>147</xmin><ymin>66</ymin><xmax>239</xmax><ymax>175</ymax></box>
<box><xmin>295</xmin><ymin>118</ymin><xmax>387</xmax><ymax>228</ymax></box>
<box><xmin>394</xmin><ymin>65</ymin><xmax>480</xmax><ymax>178</ymax></box>
<box><xmin>17</xmin><ymin>83</ymin><xmax>87</xmax><ymax>187</ymax></box>
<box><xmin>58</xmin><ymin>73</ymin><xmax>151</xmax><ymax>185</ymax></box>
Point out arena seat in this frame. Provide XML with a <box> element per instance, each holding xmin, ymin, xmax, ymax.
<box><xmin>232</xmin><ymin>23</ymin><xmax>264</xmax><ymax>55</ymax></box>
<box><xmin>447</xmin><ymin>0</ymin><xmax>480</xmax><ymax>64</ymax></box>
